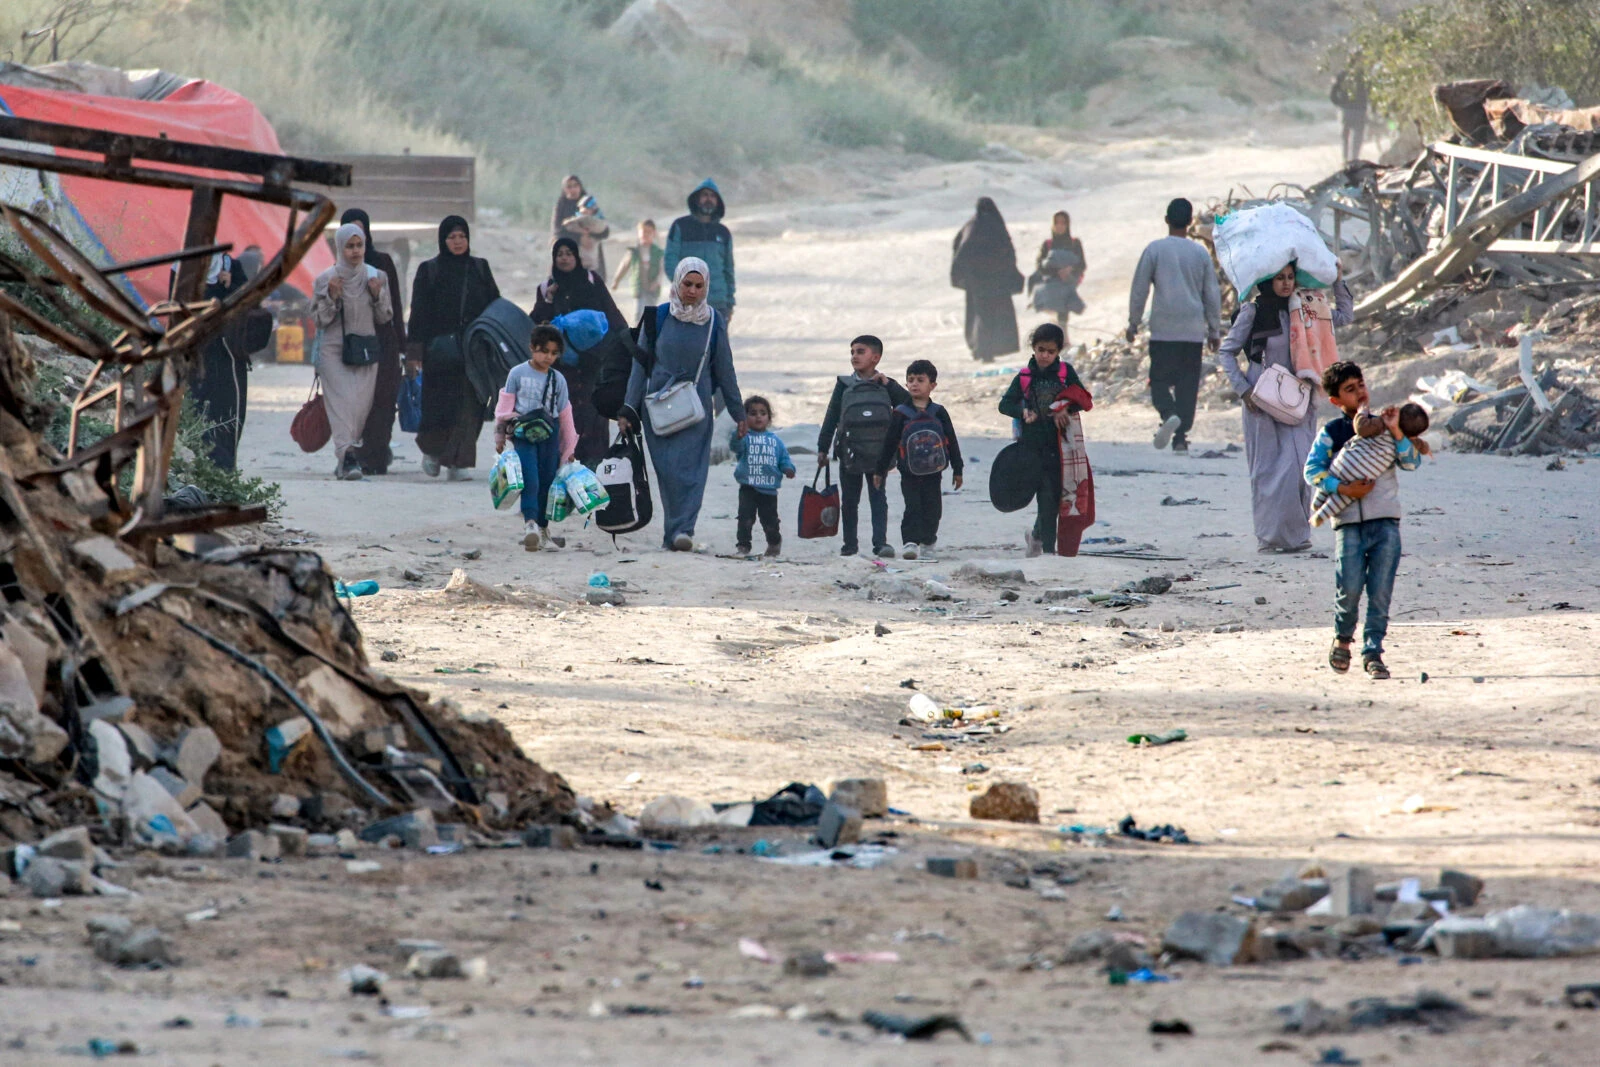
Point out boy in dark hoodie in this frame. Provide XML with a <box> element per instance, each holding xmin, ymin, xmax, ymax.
<box><xmin>666</xmin><ymin>179</ymin><xmax>735</xmax><ymax>319</ymax></box>
<box><xmin>817</xmin><ymin>335</ymin><xmax>910</xmax><ymax>557</ymax></box>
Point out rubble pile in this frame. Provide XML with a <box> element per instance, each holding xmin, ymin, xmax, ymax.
<box><xmin>1072</xmin><ymin>333</ymin><xmax>1236</xmax><ymax>410</ymax></box>
<box><xmin>0</xmin><ymin>320</ymin><xmax>576</xmax><ymax>858</ymax></box>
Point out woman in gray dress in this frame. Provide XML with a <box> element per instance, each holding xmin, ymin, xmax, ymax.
<box><xmin>1218</xmin><ymin>263</ymin><xmax>1353</xmax><ymax>552</ymax></box>
<box><xmin>618</xmin><ymin>257</ymin><xmax>745</xmax><ymax>551</ymax></box>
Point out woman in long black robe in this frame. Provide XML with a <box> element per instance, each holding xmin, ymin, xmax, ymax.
<box><xmin>951</xmin><ymin>197</ymin><xmax>1022</xmax><ymax>362</ymax></box>
<box><xmin>407</xmin><ymin>216</ymin><xmax>499</xmax><ymax>477</ymax></box>
<box><xmin>529</xmin><ymin>236</ymin><xmax>627</xmax><ymax>466</ymax></box>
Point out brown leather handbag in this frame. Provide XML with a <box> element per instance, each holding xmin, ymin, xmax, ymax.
<box><xmin>290</xmin><ymin>377</ymin><xmax>331</xmax><ymax>453</ymax></box>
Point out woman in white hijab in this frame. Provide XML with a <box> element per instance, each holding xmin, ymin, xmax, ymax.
<box><xmin>619</xmin><ymin>257</ymin><xmax>745</xmax><ymax>550</ymax></box>
<box><xmin>313</xmin><ymin>222</ymin><xmax>393</xmax><ymax>480</ymax></box>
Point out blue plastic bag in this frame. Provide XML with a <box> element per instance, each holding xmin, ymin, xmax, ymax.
<box><xmin>551</xmin><ymin>309</ymin><xmax>609</xmax><ymax>367</ymax></box>
<box><xmin>398</xmin><ymin>373</ymin><xmax>423</xmax><ymax>433</ymax></box>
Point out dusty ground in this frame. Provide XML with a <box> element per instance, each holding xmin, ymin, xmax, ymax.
<box><xmin>7</xmin><ymin>121</ymin><xmax>1600</xmax><ymax>1065</ymax></box>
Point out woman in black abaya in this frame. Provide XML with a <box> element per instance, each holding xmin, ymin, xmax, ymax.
<box><xmin>951</xmin><ymin>197</ymin><xmax>1023</xmax><ymax>362</ymax></box>
<box><xmin>407</xmin><ymin>216</ymin><xmax>499</xmax><ymax>479</ymax></box>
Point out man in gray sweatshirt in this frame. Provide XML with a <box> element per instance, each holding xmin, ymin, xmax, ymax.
<box><xmin>1126</xmin><ymin>198</ymin><xmax>1222</xmax><ymax>452</ymax></box>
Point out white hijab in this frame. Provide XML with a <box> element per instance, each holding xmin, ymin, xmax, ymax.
<box><xmin>668</xmin><ymin>256</ymin><xmax>713</xmax><ymax>325</ymax></box>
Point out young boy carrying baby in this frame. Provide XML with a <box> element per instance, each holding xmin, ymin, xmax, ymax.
<box><xmin>495</xmin><ymin>324</ymin><xmax>577</xmax><ymax>552</ymax></box>
<box><xmin>1304</xmin><ymin>361</ymin><xmax>1424</xmax><ymax>680</ymax></box>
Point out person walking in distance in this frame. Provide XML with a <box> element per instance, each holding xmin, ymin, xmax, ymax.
<box><xmin>665</xmin><ymin>179</ymin><xmax>735</xmax><ymax>321</ymax></box>
<box><xmin>1331</xmin><ymin>65</ymin><xmax>1370</xmax><ymax>164</ymax></box>
<box><xmin>1126</xmin><ymin>198</ymin><xmax>1221</xmax><ymax>453</ymax></box>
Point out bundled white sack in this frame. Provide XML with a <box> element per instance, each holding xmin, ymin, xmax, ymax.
<box><xmin>1213</xmin><ymin>203</ymin><xmax>1340</xmax><ymax>295</ymax></box>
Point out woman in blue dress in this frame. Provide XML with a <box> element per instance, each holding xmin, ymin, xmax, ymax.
<box><xmin>618</xmin><ymin>257</ymin><xmax>745</xmax><ymax>551</ymax></box>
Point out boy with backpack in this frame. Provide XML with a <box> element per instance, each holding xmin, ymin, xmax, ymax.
<box><xmin>730</xmin><ymin>395</ymin><xmax>796</xmax><ymax>556</ymax></box>
<box><xmin>998</xmin><ymin>322</ymin><xmax>1095</xmax><ymax>556</ymax></box>
<box><xmin>873</xmin><ymin>360</ymin><xmax>962</xmax><ymax>560</ymax></box>
<box><xmin>816</xmin><ymin>335</ymin><xmax>910</xmax><ymax>557</ymax></box>
<box><xmin>494</xmin><ymin>324</ymin><xmax>578</xmax><ymax>552</ymax></box>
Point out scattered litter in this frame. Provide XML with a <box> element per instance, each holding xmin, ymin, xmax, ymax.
<box><xmin>1127</xmin><ymin>729</ymin><xmax>1187</xmax><ymax>747</ymax></box>
<box><xmin>861</xmin><ymin>1011</ymin><xmax>972</xmax><ymax>1041</ymax></box>
<box><xmin>1160</xmin><ymin>496</ymin><xmax>1208</xmax><ymax>506</ymax></box>
<box><xmin>1117</xmin><ymin>816</ymin><xmax>1190</xmax><ymax>844</ymax></box>
<box><xmin>739</xmin><ymin>938</ymin><xmax>774</xmax><ymax>963</ymax></box>
<box><xmin>1149</xmin><ymin>1018</ymin><xmax>1192</xmax><ymax>1035</ymax></box>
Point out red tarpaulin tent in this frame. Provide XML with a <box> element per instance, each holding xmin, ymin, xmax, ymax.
<box><xmin>0</xmin><ymin>77</ymin><xmax>333</xmax><ymax>310</ymax></box>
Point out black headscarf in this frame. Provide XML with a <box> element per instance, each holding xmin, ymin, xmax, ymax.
<box><xmin>341</xmin><ymin>207</ymin><xmax>374</xmax><ymax>246</ymax></box>
<box><xmin>1246</xmin><ymin>271</ymin><xmax>1293</xmax><ymax>360</ymax></box>
<box><xmin>952</xmin><ymin>197</ymin><xmax>1019</xmax><ymax>291</ymax></box>
<box><xmin>542</xmin><ymin>235</ymin><xmax>603</xmax><ymax>316</ymax></box>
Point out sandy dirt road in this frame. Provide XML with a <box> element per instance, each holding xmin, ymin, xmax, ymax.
<box><xmin>7</xmin><ymin>123</ymin><xmax>1600</xmax><ymax>1065</ymax></box>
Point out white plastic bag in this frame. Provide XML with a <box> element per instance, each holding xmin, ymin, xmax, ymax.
<box><xmin>488</xmin><ymin>448</ymin><xmax>524</xmax><ymax>511</ymax></box>
<box><xmin>557</xmin><ymin>460</ymin><xmax>611</xmax><ymax>517</ymax></box>
<box><xmin>1214</xmin><ymin>203</ymin><xmax>1340</xmax><ymax>295</ymax></box>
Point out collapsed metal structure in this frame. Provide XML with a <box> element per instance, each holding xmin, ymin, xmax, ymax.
<box><xmin>0</xmin><ymin>114</ymin><xmax>347</xmax><ymax>547</ymax></box>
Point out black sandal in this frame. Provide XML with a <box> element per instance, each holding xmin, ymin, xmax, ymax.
<box><xmin>1329</xmin><ymin>640</ymin><xmax>1351</xmax><ymax>674</ymax></box>
<box><xmin>1363</xmin><ymin>656</ymin><xmax>1391</xmax><ymax>680</ymax></box>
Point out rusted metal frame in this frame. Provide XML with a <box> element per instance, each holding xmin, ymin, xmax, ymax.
<box><xmin>66</xmin><ymin>360</ymin><xmax>124</xmax><ymax>455</ymax></box>
<box><xmin>0</xmin><ymin>114</ymin><xmax>351</xmax><ymax>187</ymax></box>
<box><xmin>100</xmin><ymin>243</ymin><xmax>233</xmax><ymax>279</ymax></box>
<box><xmin>122</xmin><ymin>504</ymin><xmax>269</xmax><ymax>541</ymax></box>
<box><xmin>2</xmin><ymin>205</ymin><xmax>154</xmax><ymax>339</ymax></box>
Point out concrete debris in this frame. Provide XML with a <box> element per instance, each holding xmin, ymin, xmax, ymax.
<box><xmin>89</xmin><ymin>916</ymin><xmax>176</xmax><ymax>968</ymax></box>
<box><xmin>172</xmin><ymin>727</ymin><xmax>222</xmax><ymax>791</ymax></box>
<box><xmin>70</xmin><ymin>536</ymin><xmax>140</xmax><ymax>583</ymax></box>
<box><xmin>955</xmin><ymin>561</ymin><xmax>1027</xmax><ymax>585</ymax></box>
<box><xmin>828</xmin><ymin>778</ymin><xmax>888</xmax><ymax>818</ymax></box>
<box><xmin>969</xmin><ymin>782</ymin><xmax>1040</xmax><ymax>824</ymax></box>
<box><xmin>226</xmin><ymin>830</ymin><xmax>281</xmax><ymax>862</ymax></box>
<box><xmin>926</xmin><ymin>857</ymin><xmax>978</xmax><ymax>879</ymax></box>
<box><xmin>1162</xmin><ymin>911</ymin><xmax>1257</xmax><ymax>966</ymax></box>
<box><xmin>814</xmin><ymin>802</ymin><xmax>862</xmax><ymax>848</ymax></box>
<box><xmin>405</xmin><ymin>949</ymin><xmax>463</xmax><ymax>979</ymax></box>
<box><xmin>37</xmin><ymin>826</ymin><xmax>93</xmax><ymax>862</ymax></box>
<box><xmin>639</xmin><ymin>795</ymin><xmax>718</xmax><ymax>830</ymax></box>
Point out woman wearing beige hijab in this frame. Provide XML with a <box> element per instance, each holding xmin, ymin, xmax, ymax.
<box><xmin>312</xmin><ymin>222</ymin><xmax>393</xmax><ymax>480</ymax></box>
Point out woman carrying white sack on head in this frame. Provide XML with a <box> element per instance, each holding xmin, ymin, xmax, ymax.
<box><xmin>617</xmin><ymin>257</ymin><xmax>745</xmax><ymax>552</ymax></box>
<box><xmin>1218</xmin><ymin>260</ymin><xmax>1352</xmax><ymax>552</ymax></box>
<box><xmin>312</xmin><ymin>222</ymin><xmax>394</xmax><ymax>481</ymax></box>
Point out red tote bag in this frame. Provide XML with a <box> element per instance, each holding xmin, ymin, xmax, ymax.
<box><xmin>797</xmin><ymin>461</ymin><xmax>840</xmax><ymax>539</ymax></box>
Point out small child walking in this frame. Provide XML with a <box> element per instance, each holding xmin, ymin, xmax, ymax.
<box><xmin>1304</xmin><ymin>361</ymin><xmax>1424</xmax><ymax>679</ymax></box>
<box><xmin>730</xmin><ymin>395</ymin><xmax>796</xmax><ymax>556</ymax></box>
<box><xmin>874</xmin><ymin>359</ymin><xmax>962</xmax><ymax>559</ymax></box>
<box><xmin>611</xmin><ymin>219</ymin><xmax>665</xmax><ymax>323</ymax></box>
<box><xmin>494</xmin><ymin>324</ymin><xmax>578</xmax><ymax>552</ymax></box>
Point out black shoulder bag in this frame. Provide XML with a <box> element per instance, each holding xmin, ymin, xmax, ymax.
<box><xmin>338</xmin><ymin>277</ymin><xmax>381</xmax><ymax>368</ymax></box>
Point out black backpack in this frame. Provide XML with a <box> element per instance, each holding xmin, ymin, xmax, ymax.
<box><xmin>593</xmin><ymin>429</ymin><xmax>652</xmax><ymax>537</ymax></box>
<box><xmin>835</xmin><ymin>374</ymin><xmax>893</xmax><ymax>474</ymax></box>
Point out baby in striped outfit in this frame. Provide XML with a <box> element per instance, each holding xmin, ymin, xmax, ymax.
<box><xmin>1310</xmin><ymin>403</ymin><xmax>1431</xmax><ymax>527</ymax></box>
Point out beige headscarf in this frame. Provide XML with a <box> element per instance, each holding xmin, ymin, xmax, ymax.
<box><xmin>668</xmin><ymin>256</ymin><xmax>713</xmax><ymax>325</ymax></box>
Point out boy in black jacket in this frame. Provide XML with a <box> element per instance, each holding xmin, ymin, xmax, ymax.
<box><xmin>874</xmin><ymin>359</ymin><xmax>962</xmax><ymax>560</ymax></box>
<box><xmin>817</xmin><ymin>335</ymin><xmax>910</xmax><ymax>557</ymax></box>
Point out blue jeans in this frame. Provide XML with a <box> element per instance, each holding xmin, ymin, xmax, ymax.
<box><xmin>1334</xmin><ymin>518</ymin><xmax>1401</xmax><ymax>658</ymax></box>
<box><xmin>512</xmin><ymin>435</ymin><xmax>560</xmax><ymax>526</ymax></box>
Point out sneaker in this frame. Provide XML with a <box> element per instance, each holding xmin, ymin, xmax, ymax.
<box><xmin>874</xmin><ymin>544</ymin><xmax>896</xmax><ymax>559</ymax></box>
<box><xmin>523</xmin><ymin>521</ymin><xmax>542</xmax><ymax>551</ymax></box>
<box><xmin>1153</xmin><ymin>414</ymin><xmax>1181</xmax><ymax>450</ymax></box>
<box><xmin>735</xmin><ymin>542</ymin><xmax>753</xmax><ymax>557</ymax></box>
<box><xmin>672</xmin><ymin>533</ymin><xmax>694</xmax><ymax>552</ymax></box>
<box><xmin>763</xmin><ymin>541</ymin><xmax>781</xmax><ymax>558</ymax></box>
<box><xmin>1172</xmin><ymin>432</ymin><xmax>1189</xmax><ymax>453</ymax></box>
<box><xmin>337</xmin><ymin>455</ymin><xmax>364</xmax><ymax>481</ymax></box>
<box><xmin>541</xmin><ymin>528</ymin><xmax>565</xmax><ymax>550</ymax></box>
<box><xmin>840</xmin><ymin>544</ymin><xmax>858</xmax><ymax>557</ymax></box>
<box><xmin>1363</xmin><ymin>655</ymin><xmax>1391</xmax><ymax>680</ymax></box>
<box><xmin>422</xmin><ymin>455</ymin><xmax>441</xmax><ymax>478</ymax></box>
<box><xmin>447</xmin><ymin>467</ymin><xmax>472</xmax><ymax>482</ymax></box>
<box><xmin>901</xmin><ymin>543</ymin><xmax>919</xmax><ymax>560</ymax></box>
<box><xmin>1024</xmin><ymin>528</ymin><xmax>1043</xmax><ymax>558</ymax></box>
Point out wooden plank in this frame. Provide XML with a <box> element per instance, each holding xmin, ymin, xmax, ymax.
<box><xmin>0</xmin><ymin>114</ymin><xmax>350</xmax><ymax>186</ymax></box>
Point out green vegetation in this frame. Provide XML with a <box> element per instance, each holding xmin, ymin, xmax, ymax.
<box><xmin>1342</xmin><ymin>0</ymin><xmax>1600</xmax><ymax>135</ymax></box>
<box><xmin>853</xmin><ymin>0</ymin><xmax>1142</xmax><ymax>122</ymax></box>
<box><xmin>6</xmin><ymin>0</ymin><xmax>974</xmax><ymax>217</ymax></box>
